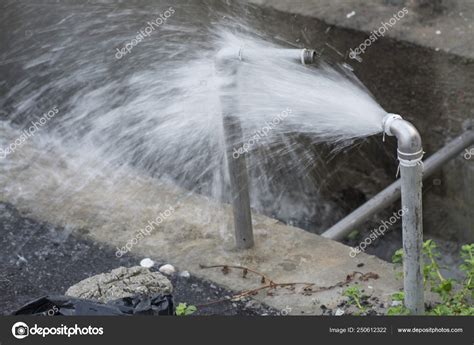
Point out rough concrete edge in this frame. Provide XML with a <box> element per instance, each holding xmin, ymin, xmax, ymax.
<box><xmin>245</xmin><ymin>0</ymin><xmax>474</xmax><ymax>60</ymax></box>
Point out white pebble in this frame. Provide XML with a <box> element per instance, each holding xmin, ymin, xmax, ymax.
<box><xmin>159</xmin><ymin>264</ymin><xmax>176</xmax><ymax>275</ymax></box>
<box><xmin>346</xmin><ymin>11</ymin><xmax>356</xmax><ymax>19</ymax></box>
<box><xmin>140</xmin><ymin>258</ymin><xmax>155</xmax><ymax>268</ymax></box>
<box><xmin>335</xmin><ymin>308</ymin><xmax>345</xmax><ymax>316</ymax></box>
<box><xmin>16</xmin><ymin>255</ymin><xmax>28</xmax><ymax>265</ymax></box>
<box><xmin>391</xmin><ymin>300</ymin><xmax>402</xmax><ymax>307</ymax></box>
<box><xmin>435</xmin><ymin>30</ymin><xmax>441</xmax><ymax>35</ymax></box>
<box><xmin>179</xmin><ymin>270</ymin><xmax>190</xmax><ymax>278</ymax></box>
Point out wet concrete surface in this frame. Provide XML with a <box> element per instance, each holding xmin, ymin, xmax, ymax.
<box><xmin>0</xmin><ymin>202</ymin><xmax>277</xmax><ymax>315</ymax></box>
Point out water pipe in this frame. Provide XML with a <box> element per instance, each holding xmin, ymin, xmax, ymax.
<box><xmin>322</xmin><ymin>121</ymin><xmax>474</xmax><ymax>314</ymax></box>
<box><xmin>215</xmin><ymin>47</ymin><xmax>316</xmax><ymax>249</ymax></box>
<box><xmin>382</xmin><ymin>113</ymin><xmax>424</xmax><ymax>314</ymax></box>
<box><xmin>216</xmin><ymin>47</ymin><xmax>317</xmax><ymax>66</ymax></box>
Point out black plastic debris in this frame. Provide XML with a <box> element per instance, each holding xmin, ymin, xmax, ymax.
<box><xmin>13</xmin><ymin>294</ymin><xmax>174</xmax><ymax>316</ymax></box>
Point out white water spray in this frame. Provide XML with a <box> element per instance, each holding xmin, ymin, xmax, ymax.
<box><xmin>0</xmin><ymin>3</ymin><xmax>387</xmax><ymax>236</ymax></box>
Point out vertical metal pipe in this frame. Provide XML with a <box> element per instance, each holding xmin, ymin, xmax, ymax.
<box><xmin>216</xmin><ymin>52</ymin><xmax>254</xmax><ymax>249</ymax></box>
<box><xmin>399</xmin><ymin>161</ymin><xmax>424</xmax><ymax>314</ymax></box>
<box><xmin>222</xmin><ymin>114</ymin><xmax>254</xmax><ymax>249</ymax></box>
<box><xmin>383</xmin><ymin>113</ymin><xmax>424</xmax><ymax>314</ymax></box>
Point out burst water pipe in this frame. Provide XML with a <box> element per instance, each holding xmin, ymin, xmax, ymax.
<box><xmin>382</xmin><ymin>114</ymin><xmax>424</xmax><ymax>314</ymax></box>
<box><xmin>322</xmin><ymin>120</ymin><xmax>474</xmax><ymax>314</ymax></box>
<box><xmin>215</xmin><ymin>47</ymin><xmax>316</xmax><ymax>249</ymax></box>
<box><xmin>217</xmin><ymin>48</ymin><xmax>425</xmax><ymax>313</ymax></box>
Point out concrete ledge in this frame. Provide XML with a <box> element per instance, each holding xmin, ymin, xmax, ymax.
<box><xmin>246</xmin><ymin>0</ymin><xmax>474</xmax><ymax>59</ymax></box>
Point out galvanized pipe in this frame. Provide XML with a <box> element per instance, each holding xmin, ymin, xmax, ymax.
<box><xmin>216</xmin><ymin>53</ymin><xmax>254</xmax><ymax>249</ymax></box>
<box><xmin>399</xmin><ymin>155</ymin><xmax>424</xmax><ymax>314</ymax></box>
<box><xmin>240</xmin><ymin>48</ymin><xmax>317</xmax><ymax>65</ymax></box>
<box><xmin>215</xmin><ymin>47</ymin><xmax>316</xmax><ymax>249</ymax></box>
<box><xmin>322</xmin><ymin>128</ymin><xmax>474</xmax><ymax>241</ymax></box>
<box><xmin>384</xmin><ymin>114</ymin><xmax>424</xmax><ymax>314</ymax></box>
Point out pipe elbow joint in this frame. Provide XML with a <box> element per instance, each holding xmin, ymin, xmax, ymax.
<box><xmin>383</xmin><ymin>113</ymin><xmax>423</xmax><ymax>163</ymax></box>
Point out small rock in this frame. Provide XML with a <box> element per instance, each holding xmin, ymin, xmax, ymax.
<box><xmin>335</xmin><ymin>308</ymin><xmax>345</xmax><ymax>316</ymax></box>
<box><xmin>346</xmin><ymin>11</ymin><xmax>356</xmax><ymax>18</ymax></box>
<box><xmin>66</xmin><ymin>266</ymin><xmax>172</xmax><ymax>303</ymax></box>
<box><xmin>159</xmin><ymin>264</ymin><xmax>176</xmax><ymax>275</ymax></box>
<box><xmin>140</xmin><ymin>258</ymin><xmax>155</xmax><ymax>268</ymax></box>
<box><xmin>435</xmin><ymin>30</ymin><xmax>441</xmax><ymax>35</ymax></box>
<box><xmin>244</xmin><ymin>300</ymin><xmax>258</xmax><ymax>309</ymax></box>
<box><xmin>16</xmin><ymin>255</ymin><xmax>28</xmax><ymax>266</ymax></box>
<box><xmin>179</xmin><ymin>270</ymin><xmax>190</xmax><ymax>278</ymax></box>
<box><xmin>391</xmin><ymin>300</ymin><xmax>402</xmax><ymax>307</ymax></box>
<box><xmin>210</xmin><ymin>284</ymin><xmax>217</xmax><ymax>289</ymax></box>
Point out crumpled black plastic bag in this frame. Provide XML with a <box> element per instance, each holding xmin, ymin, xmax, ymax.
<box><xmin>13</xmin><ymin>294</ymin><xmax>174</xmax><ymax>316</ymax></box>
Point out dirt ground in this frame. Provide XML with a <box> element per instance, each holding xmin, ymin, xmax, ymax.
<box><xmin>0</xmin><ymin>202</ymin><xmax>277</xmax><ymax>316</ymax></box>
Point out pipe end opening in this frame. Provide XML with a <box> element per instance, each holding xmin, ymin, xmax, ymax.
<box><xmin>301</xmin><ymin>49</ymin><xmax>317</xmax><ymax>65</ymax></box>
